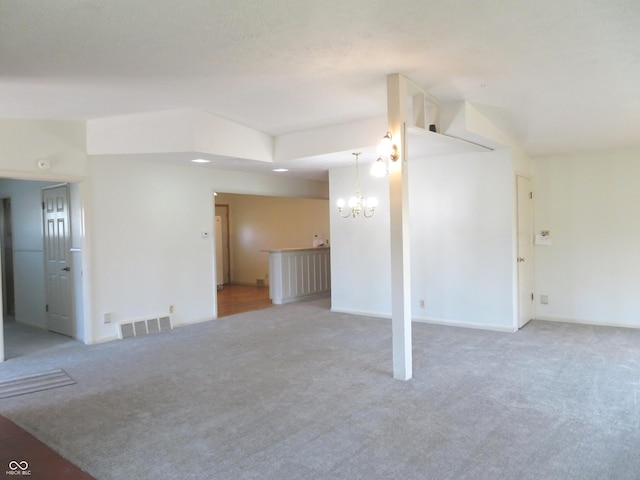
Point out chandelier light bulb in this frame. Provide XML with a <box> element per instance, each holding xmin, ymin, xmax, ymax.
<box><xmin>378</xmin><ymin>131</ymin><xmax>399</xmax><ymax>162</ymax></box>
<box><xmin>378</xmin><ymin>132</ymin><xmax>393</xmax><ymax>157</ymax></box>
<box><xmin>367</xmin><ymin>197</ymin><xmax>379</xmax><ymax>208</ymax></box>
<box><xmin>370</xmin><ymin>157</ymin><xmax>387</xmax><ymax>177</ymax></box>
<box><xmin>348</xmin><ymin>196</ymin><xmax>359</xmax><ymax>208</ymax></box>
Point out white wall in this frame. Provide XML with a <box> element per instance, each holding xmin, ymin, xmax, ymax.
<box><xmin>533</xmin><ymin>149</ymin><xmax>640</xmax><ymax>328</ymax></box>
<box><xmin>329</xmin><ymin>163</ymin><xmax>392</xmax><ymax>316</ymax></box>
<box><xmin>87</xmin><ymin>156</ymin><xmax>329</xmax><ymax>343</ymax></box>
<box><xmin>87</xmin><ymin>157</ymin><xmax>215</xmax><ymax>342</ymax></box>
<box><xmin>410</xmin><ymin>150</ymin><xmax>516</xmax><ymax>330</ymax></box>
<box><xmin>330</xmin><ymin>149</ymin><xmax>518</xmax><ymax>331</ymax></box>
<box><xmin>215</xmin><ymin>193</ymin><xmax>330</xmax><ymax>285</ymax></box>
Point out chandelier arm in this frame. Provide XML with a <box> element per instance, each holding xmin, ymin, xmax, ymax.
<box><xmin>336</xmin><ymin>151</ymin><xmax>376</xmax><ymax>219</ymax></box>
<box><xmin>338</xmin><ymin>207</ymin><xmax>352</xmax><ymax>219</ymax></box>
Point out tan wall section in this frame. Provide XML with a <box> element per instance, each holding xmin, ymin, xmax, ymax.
<box><xmin>215</xmin><ymin>193</ymin><xmax>330</xmax><ymax>285</ymax></box>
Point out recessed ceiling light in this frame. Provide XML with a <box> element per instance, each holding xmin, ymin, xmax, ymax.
<box><xmin>191</xmin><ymin>158</ymin><xmax>211</xmax><ymax>164</ymax></box>
<box><xmin>272</xmin><ymin>168</ymin><xmax>289</xmax><ymax>172</ymax></box>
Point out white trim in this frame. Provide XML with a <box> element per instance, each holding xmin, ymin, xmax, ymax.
<box><xmin>173</xmin><ymin>316</ymin><xmax>216</xmax><ymax>327</ymax></box>
<box><xmin>514</xmin><ymin>173</ymin><xmax>535</xmax><ymax>331</ymax></box>
<box><xmin>273</xmin><ymin>292</ymin><xmax>330</xmax><ymax>305</ymax></box>
<box><xmin>90</xmin><ymin>334</ymin><xmax>119</xmax><ymax>344</ymax></box>
<box><xmin>10</xmin><ymin>319</ymin><xmax>44</xmax><ymax>330</ymax></box>
<box><xmin>535</xmin><ymin>315</ymin><xmax>640</xmax><ymax>330</ymax></box>
<box><xmin>514</xmin><ymin>171</ymin><xmax>533</xmax><ymax>180</ymax></box>
<box><xmin>330</xmin><ymin>307</ymin><xmax>390</xmax><ymax>320</ymax></box>
<box><xmin>91</xmin><ymin>316</ymin><xmax>217</xmax><ymax>344</ymax></box>
<box><xmin>413</xmin><ymin>315</ymin><xmax>518</xmax><ymax>333</ymax></box>
<box><xmin>331</xmin><ymin>308</ymin><xmax>518</xmax><ymax>333</ymax></box>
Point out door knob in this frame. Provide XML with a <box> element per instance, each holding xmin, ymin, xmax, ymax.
<box><xmin>517</xmin><ymin>257</ymin><xmax>525</xmax><ymax>262</ymax></box>
<box><xmin>61</xmin><ymin>266</ymin><xmax>70</xmax><ymax>271</ymax></box>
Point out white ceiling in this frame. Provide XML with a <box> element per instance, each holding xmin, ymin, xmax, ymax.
<box><xmin>2</xmin><ymin>0</ymin><xmax>640</xmax><ymax>177</ymax></box>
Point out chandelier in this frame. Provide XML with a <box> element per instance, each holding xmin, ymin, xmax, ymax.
<box><xmin>336</xmin><ymin>152</ymin><xmax>378</xmax><ymax>218</ymax></box>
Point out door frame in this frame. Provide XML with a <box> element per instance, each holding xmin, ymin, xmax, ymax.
<box><xmin>214</xmin><ymin>204</ymin><xmax>231</xmax><ymax>285</ymax></box>
<box><xmin>515</xmin><ymin>174</ymin><xmax>534</xmax><ymax>329</ymax></box>
<box><xmin>0</xmin><ymin>197</ymin><xmax>15</xmax><ymax>318</ymax></box>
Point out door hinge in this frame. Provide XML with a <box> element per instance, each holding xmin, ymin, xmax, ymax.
<box><xmin>529</xmin><ymin>192</ymin><xmax>533</xmax><ymax>199</ymax></box>
<box><xmin>45</xmin><ymin>304</ymin><xmax>49</xmax><ymax>312</ymax></box>
<box><xmin>531</xmin><ymin>293</ymin><xmax>534</xmax><ymax>301</ymax></box>
<box><xmin>42</xmin><ymin>201</ymin><xmax>45</xmax><ymax>209</ymax></box>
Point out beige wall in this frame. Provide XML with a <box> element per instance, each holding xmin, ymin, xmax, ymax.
<box><xmin>215</xmin><ymin>193</ymin><xmax>330</xmax><ymax>285</ymax></box>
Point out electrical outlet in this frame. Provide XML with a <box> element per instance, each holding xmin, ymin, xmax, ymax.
<box><xmin>419</xmin><ymin>299</ymin><xmax>425</xmax><ymax>308</ymax></box>
<box><xmin>103</xmin><ymin>313</ymin><xmax>112</xmax><ymax>324</ymax></box>
<box><xmin>540</xmin><ymin>295</ymin><xmax>549</xmax><ymax>305</ymax></box>
<box><xmin>169</xmin><ymin>305</ymin><xmax>174</xmax><ymax>314</ymax></box>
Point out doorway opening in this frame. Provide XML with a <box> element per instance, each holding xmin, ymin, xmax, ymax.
<box><xmin>213</xmin><ymin>192</ymin><xmax>330</xmax><ymax>318</ymax></box>
<box><xmin>214</xmin><ymin>200</ymin><xmax>271</xmax><ymax>317</ymax></box>
<box><xmin>0</xmin><ymin>179</ymin><xmax>83</xmax><ymax>361</ymax></box>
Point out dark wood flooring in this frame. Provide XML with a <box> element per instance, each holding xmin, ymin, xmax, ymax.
<box><xmin>0</xmin><ymin>415</ymin><xmax>94</xmax><ymax>479</ymax></box>
<box><xmin>217</xmin><ymin>284</ymin><xmax>272</xmax><ymax>317</ymax></box>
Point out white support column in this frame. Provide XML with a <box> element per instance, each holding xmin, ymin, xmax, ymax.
<box><xmin>0</xmin><ymin>251</ymin><xmax>4</xmax><ymax>361</ymax></box>
<box><xmin>387</xmin><ymin>74</ymin><xmax>412</xmax><ymax>380</ymax></box>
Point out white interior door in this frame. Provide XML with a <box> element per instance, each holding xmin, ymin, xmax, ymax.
<box><xmin>43</xmin><ymin>185</ymin><xmax>74</xmax><ymax>337</ymax></box>
<box><xmin>516</xmin><ymin>175</ymin><xmax>534</xmax><ymax>328</ymax></box>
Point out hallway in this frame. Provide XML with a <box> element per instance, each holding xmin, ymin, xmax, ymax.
<box><xmin>2</xmin><ymin>320</ymin><xmax>79</xmax><ymax>361</ymax></box>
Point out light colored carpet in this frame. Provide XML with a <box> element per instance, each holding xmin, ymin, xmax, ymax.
<box><xmin>0</xmin><ymin>369</ymin><xmax>76</xmax><ymax>399</ymax></box>
<box><xmin>0</xmin><ymin>298</ymin><xmax>639</xmax><ymax>479</ymax></box>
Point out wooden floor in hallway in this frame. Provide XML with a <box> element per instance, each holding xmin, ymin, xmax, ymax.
<box><xmin>217</xmin><ymin>284</ymin><xmax>272</xmax><ymax>317</ymax></box>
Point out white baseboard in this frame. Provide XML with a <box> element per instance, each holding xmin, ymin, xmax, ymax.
<box><xmin>174</xmin><ymin>316</ymin><xmax>216</xmax><ymax>326</ymax></box>
<box><xmin>535</xmin><ymin>314</ymin><xmax>640</xmax><ymax>330</ymax></box>
<box><xmin>330</xmin><ymin>308</ymin><xmax>517</xmax><ymax>332</ymax></box>
<box><xmin>90</xmin><ymin>315</ymin><xmax>215</xmax><ymax>344</ymax></box>
<box><xmin>413</xmin><ymin>315</ymin><xmax>517</xmax><ymax>333</ymax></box>
<box><xmin>330</xmin><ymin>307</ymin><xmax>390</xmax><ymax>320</ymax></box>
<box><xmin>12</xmin><ymin>319</ymin><xmax>46</xmax><ymax>330</ymax></box>
<box><xmin>89</xmin><ymin>334</ymin><xmax>118</xmax><ymax>345</ymax></box>
<box><xmin>273</xmin><ymin>292</ymin><xmax>330</xmax><ymax>305</ymax></box>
